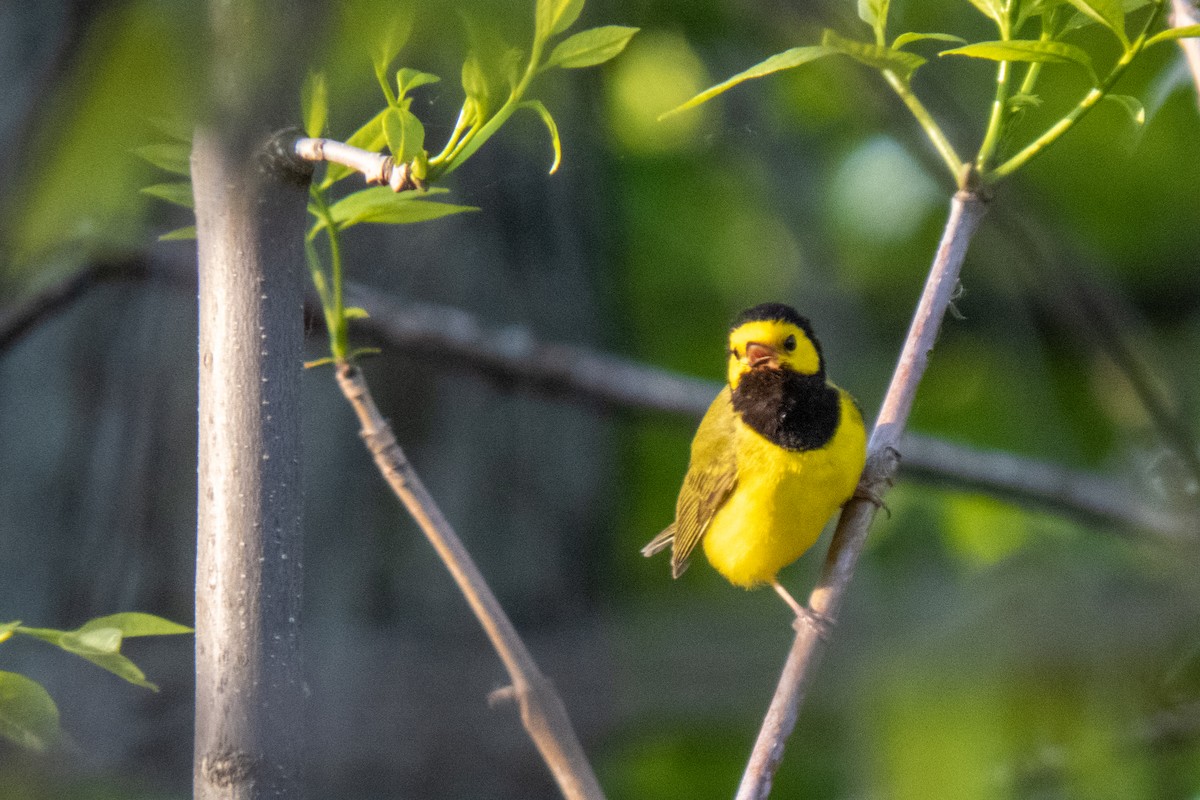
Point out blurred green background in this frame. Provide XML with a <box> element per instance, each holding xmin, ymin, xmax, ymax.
<box><xmin>2</xmin><ymin>0</ymin><xmax>1199</xmax><ymax>798</ymax></box>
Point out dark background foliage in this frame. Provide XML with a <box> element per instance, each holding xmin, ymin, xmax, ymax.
<box><xmin>1</xmin><ymin>0</ymin><xmax>1199</xmax><ymax>797</ymax></box>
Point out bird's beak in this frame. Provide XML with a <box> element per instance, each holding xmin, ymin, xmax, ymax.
<box><xmin>744</xmin><ymin>342</ymin><xmax>780</xmax><ymax>370</ymax></box>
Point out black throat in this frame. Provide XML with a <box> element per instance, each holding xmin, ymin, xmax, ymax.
<box><xmin>731</xmin><ymin>367</ymin><xmax>840</xmax><ymax>451</ymax></box>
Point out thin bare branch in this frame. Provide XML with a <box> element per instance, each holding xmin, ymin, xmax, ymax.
<box><xmin>1171</xmin><ymin>0</ymin><xmax>1200</xmax><ymax>108</ymax></box>
<box><xmin>735</xmin><ymin>190</ymin><xmax>989</xmax><ymax>800</ymax></box>
<box><xmin>294</xmin><ymin>137</ymin><xmax>424</xmax><ymax>191</ymax></box>
<box><xmin>333</xmin><ymin>363</ymin><xmax>605</xmax><ymax>800</ymax></box>
<box><xmin>1</xmin><ymin>259</ymin><xmax>1182</xmax><ymax>539</ymax></box>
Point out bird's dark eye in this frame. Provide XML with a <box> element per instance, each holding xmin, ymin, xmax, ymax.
<box><xmin>783</xmin><ymin>334</ymin><xmax>797</xmax><ymax>352</ymax></box>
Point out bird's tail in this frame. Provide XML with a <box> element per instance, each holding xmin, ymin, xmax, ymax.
<box><xmin>640</xmin><ymin>523</ymin><xmax>676</xmax><ymax>558</ymax></box>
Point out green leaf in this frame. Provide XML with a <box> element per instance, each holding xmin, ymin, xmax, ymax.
<box><xmin>322</xmin><ymin>110</ymin><xmax>387</xmax><ymax>188</ymax></box>
<box><xmin>821</xmin><ymin>29</ymin><xmax>927</xmax><ymax>81</ymax></box>
<box><xmin>536</xmin><ymin>0</ymin><xmax>585</xmax><ymax>43</ymax></box>
<box><xmin>965</xmin><ymin>0</ymin><xmax>1006</xmax><ymax>24</ymax></box>
<box><xmin>159</xmin><ymin>225</ymin><xmax>197</xmax><ymax>241</ymax></box>
<box><xmin>318</xmin><ymin>187</ymin><xmax>476</xmax><ymax>232</ymax></box>
<box><xmin>80</xmin><ymin>612</ymin><xmax>193</xmax><ymax>638</ymax></box>
<box><xmin>344</xmin><ymin>307</ymin><xmax>370</xmax><ymax>320</ymax></box>
<box><xmin>461</xmin><ymin>54</ymin><xmax>492</xmax><ymax>119</ymax></box>
<box><xmin>858</xmin><ymin>0</ymin><xmax>891</xmax><ymax>41</ymax></box>
<box><xmin>141</xmin><ymin>182</ymin><xmax>194</xmax><ymax>209</ymax></box>
<box><xmin>371</xmin><ymin>13</ymin><xmax>414</xmax><ymax>84</ymax></box>
<box><xmin>0</xmin><ymin>672</ymin><xmax>60</xmax><ymax>751</ymax></box>
<box><xmin>545</xmin><ymin>25</ymin><xmax>639</xmax><ymax>69</ymax></box>
<box><xmin>659</xmin><ymin>45</ymin><xmax>837</xmax><ymax>119</ymax></box>
<box><xmin>132</xmin><ymin>143</ymin><xmax>191</xmax><ymax>176</ymax></box>
<box><xmin>0</xmin><ymin>621</ymin><xmax>21</xmax><ymax>643</ymax></box>
<box><xmin>383</xmin><ymin>107</ymin><xmax>425</xmax><ymax>165</ymax></box>
<box><xmin>519</xmin><ymin>100</ymin><xmax>563</xmax><ymax>173</ymax></box>
<box><xmin>1146</xmin><ymin>24</ymin><xmax>1200</xmax><ymax>47</ymax></box>
<box><xmin>301</xmin><ymin>71</ymin><xmax>328</xmax><ymax>138</ymax></box>
<box><xmin>892</xmin><ymin>32</ymin><xmax>968</xmax><ymax>50</ymax></box>
<box><xmin>1101</xmin><ymin>92</ymin><xmax>1145</xmax><ymax>125</ymax></box>
<box><xmin>396</xmin><ymin>68</ymin><xmax>440</xmax><ymax>100</ymax></box>
<box><xmin>1063</xmin><ymin>0</ymin><xmax>1128</xmax><ymax>46</ymax></box>
<box><xmin>939</xmin><ymin>39</ymin><xmax>1096</xmax><ymax>82</ymax></box>
<box><xmin>15</xmin><ymin>614</ymin><xmax>188</xmax><ymax>691</ymax></box>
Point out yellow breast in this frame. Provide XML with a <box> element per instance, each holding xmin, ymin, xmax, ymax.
<box><xmin>702</xmin><ymin>390</ymin><xmax>866</xmax><ymax>587</ymax></box>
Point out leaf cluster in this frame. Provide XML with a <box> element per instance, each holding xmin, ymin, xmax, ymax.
<box><xmin>663</xmin><ymin>0</ymin><xmax>1199</xmax><ymax>186</ymax></box>
<box><xmin>302</xmin><ymin>0</ymin><xmax>637</xmax><ymax>363</ymax></box>
<box><xmin>0</xmin><ymin>613</ymin><xmax>191</xmax><ymax>752</ymax></box>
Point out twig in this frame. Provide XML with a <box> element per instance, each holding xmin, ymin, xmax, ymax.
<box><xmin>333</xmin><ymin>362</ymin><xmax>604</xmax><ymax>800</ymax></box>
<box><xmin>0</xmin><ymin>259</ymin><xmax>148</xmax><ymax>354</ymax></box>
<box><xmin>293</xmin><ymin>137</ymin><xmax>424</xmax><ymax>192</ymax></box>
<box><xmin>1171</xmin><ymin>0</ymin><xmax>1200</xmax><ymax>108</ymax></box>
<box><xmin>735</xmin><ymin>190</ymin><xmax>989</xmax><ymax>800</ymax></box>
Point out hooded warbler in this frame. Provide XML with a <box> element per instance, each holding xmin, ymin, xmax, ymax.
<box><xmin>642</xmin><ymin>303</ymin><xmax>867</xmax><ymax>616</ymax></box>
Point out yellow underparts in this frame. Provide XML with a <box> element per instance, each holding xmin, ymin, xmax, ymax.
<box><xmin>702</xmin><ymin>391</ymin><xmax>866</xmax><ymax>588</ymax></box>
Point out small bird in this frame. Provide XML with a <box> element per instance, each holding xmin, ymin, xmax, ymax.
<box><xmin>642</xmin><ymin>303</ymin><xmax>867</xmax><ymax>618</ymax></box>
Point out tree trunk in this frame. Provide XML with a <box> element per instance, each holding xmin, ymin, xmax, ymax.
<box><xmin>192</xmin><ymin>4</ymin><xmax>312</xmax><ymax>796</ymax></box>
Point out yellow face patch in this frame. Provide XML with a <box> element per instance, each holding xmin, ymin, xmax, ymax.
<box><xmin>726</xmin><ymin>319</ymin><xmax>821</xmax><ymax>386</ymax></box>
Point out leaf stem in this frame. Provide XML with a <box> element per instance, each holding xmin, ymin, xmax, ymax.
<box><xmin>308</xmin><ymin>187</ymin><xmax>348</xmax><ymax>359</ymax></box>
<box><xmin>987</xmin><ymin>2</ymin><xmax>1166</xmax><ymax>182</ymax></box>
<box><xmin>975</xmin><ymin>4</ymin><xmax>1014</xmax><ymax>172</ymax></box>
<box><xmin>881</xmin><ymin>70</ymin><xmax>965</xmax><ymax>183</ymax></box>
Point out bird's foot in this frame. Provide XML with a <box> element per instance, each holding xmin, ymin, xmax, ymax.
<box><xmin>852</xmin><ymin>486</ymin><xmax>891</xmax><ymax>518</ymax></box>
<box><xmin>771</xmin><ymin>581</ymin><xmax>834</xmax><ymax>638</ymax></box>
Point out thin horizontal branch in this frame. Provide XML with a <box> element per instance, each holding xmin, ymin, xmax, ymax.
<box><xmin>342</xmin><ymin>283</ymin><xmax>1188</xmax><ymax>540</ymax></box>
<box><xmin>293</xmin><ymin>137</ymin><xmax>423</xmax><ymax>192</ymax></box>
<box><xmin>1</xmin><ymin>258</ymin><xmax>1184</xmax><ymax>539</ymax></box>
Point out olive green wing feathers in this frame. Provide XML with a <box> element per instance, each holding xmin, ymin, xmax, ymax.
<box><xmin>642</xmin><ymin>387</ymin><xmax>739</xmax><ymax>578</ymax></box>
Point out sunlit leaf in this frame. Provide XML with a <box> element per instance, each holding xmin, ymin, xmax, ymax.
<box><xmin>965</xmin><ymin>0</ymin><xmax>1006</xmax><ymax>24</ymax></box>
<box><xmin>383</xmin><ymin>107</ymin><xmax>425</xmax><ymax>165</ymax></box>
<box><xmin>141</xmin><ymin>182</ymin><xmax>194</xmax><ymax>209</ymax></box>
<box><xmin>0</xmin><ymin>672</ymin><xmax>59</xmax><ymax>751</ymax></box>
<box><xmin>821</xmin><ymin>29</ymin><xmax>927</xmax><ymax>81</ymax></box>
<box><xmin>545</xmin><ymin>25</ymin><xmax>639</xmax><ymax>69</ymax></box>
<box><xmin>892</xmin><ymin>32</ymin><xmax>968</xmax><ymax>50</ymax></box>
<box><xmin>132</xmin><ymin>143</ymin><xmax>191</xmax><ymax>176</ymax></box>
<box><xmin>370</xmin><ymin>13</ymin><xmax>413</xmax><ymax>84</ymax></box>
<box><xmin>0</xmin><ymin>621</ymin><xmax>22</xmax><ymax>644</ymax></box>
<box><xmin>1145</xmin><ymin>24</ymin><xmax>1200</xmax><ymax>47</ymax></box>
<box><xmin>396</xmin><ymin>68</ymin><xmax>440</xmax><ymax>100</ymax></box>
<box><xmin>1101</xmin><ymin>93</ymin><xmax>1145</xmax><ymax>125</ymax></box>
<box><xmin>301</xmin><ymin>71</ymin><xmax>328</xmax><ymax>138</ymax></box>
<box><xmin>658</xmin><ymin>45</ymin><xmax>837</xmax><ymax>119</ymax></box>
<box><xmin>520</xmin><ymin>100</ymin><xmax>562</xmax><ymax>173</ymax></box>
<box><xmin>461</xmin><ymin>53</ymin><xmax>492</xmax><ymax>118</ymax></box>
<box><xmin>344</xmin><ymin>307</ymin><xmax>370</xmax><ymax>320</ymax></box>
<box><xmin>318</xmin><ymin>187</ymin><xmax>475</xmax><ymax>232</ymax></box>
<box><xmin>858</xmin><ymin>0</ymin><xmax>891</xmax><ymax>41</ymax></box>
<box><xmin>1063</xmin><ymin>0</ymin><xmax>1128</xmax><ymax>46</ymax></box>
<box><xmin>15</xmin><ymin>614</ymin><xmax>189</xmax><ymax>691</ymax></box>
<box><xmin>80</xmin><ymin>613</ymin><xmax>192</xmax><ymax>638</ymax></box>
<box><xmin>939</xmin><ymin>39</ymin><xmax>1096</xmax><ymax>82</ymax></box>
<box><xmin>536</xmin><ymin>0</ymin><xmax>585</xmax><ymax>43</ymax></box>
<box><xmin>159</xmin><ymin>225</ymin><xmax>197</xmax><ymax>241</ymax></box>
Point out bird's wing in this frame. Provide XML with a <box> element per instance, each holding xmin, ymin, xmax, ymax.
<box><xmin>669</xmin><ymin>388</ymin><xmax>739</xmax><ymax>578</ymax></box>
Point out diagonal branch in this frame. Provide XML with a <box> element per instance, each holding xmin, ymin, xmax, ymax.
<box><xmin>1171</xmin><ymin>0</ymin><xmax>1200</xmax><ymax>107</ymax></box>
<box><xmin>735</xmin><ymin>190</ymin><xmax>990</xmax><ymax>800</ymax></box>
<box><xmin>333</xmin><ymin>363</ymin><xmax>604</xmax><ymax>800</ymax></box>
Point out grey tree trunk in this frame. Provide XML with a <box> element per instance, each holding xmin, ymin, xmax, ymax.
<box><xmin>192</xmin><ymin>129</ymin><xmax>310</xmax><ymax>798</ymax></box>
<box><xmin>191</xmin><ymin>4</ymin><xmax>312</xmax><ymax>796</ymax></box>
